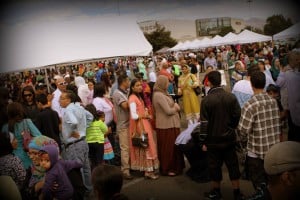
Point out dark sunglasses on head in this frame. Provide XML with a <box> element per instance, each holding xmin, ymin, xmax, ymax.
<box><xmin>58</xmin><ymin>82</ymin><xmax>68</xmax><ymax>86</ymax></box>
<box><xmin>23</xmin><ymin>93</ymin><xmax>33</xmax><ymax>97</ymax></box>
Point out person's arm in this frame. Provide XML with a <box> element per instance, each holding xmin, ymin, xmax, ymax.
<box><xmin>85</xmin><ymin>109</ymin><xmax>94</xmax><ymax>127</ymax></box>
<box><xmin>120</xmin><ymin>101</ymin><xmax>129</xmax><ymax>110</ymax></box>
<box><xmin>190</xmin><ymin>74</ymin><xmax>199</xmax><ymax>88</ymax></box>
<box><xmin>153</xmin><ymin>94</ymin><xmax>179</xmax><ymax>115</ymax></box>
<box><xmin>237</xmin><ymin>104</ymin><xmax>253</xmax><ymax>137</ymax></box>
<box><xmin>62</xmin><ymin>110</ymin><xmax>78</xmax><ymax>140</ymax></box>
<box><xmin>26</xmin><ymin>119</ymin><xmax>42</xmax><ymax>136</ymax></box>
<box><xmin>62</xmin><ymin>160</ymin><xmax>83</xmax><ymax>173</ymax></box>
<box><xmin>230</xmin><ymin>96</ymin><xmax>241</xmax><ymax>128</ymax></box>
<box><xmin>200</xmin><ymin>98</ymin><xmax>209</xmax><ymax>121</ymax></box>
<box><xmin>275</xmin><ymin>71</ymin><xmax>285</xmax><ymax>87</ymax></box>
<box><xmin>99</xmin><ymin>121</ymin><xmax>109</xmax><ymax>135</ymax></box>
<box><xmin>129</xmin><ymin>102</ymin><xmax>139</xmax><ymax>120</ymax></box>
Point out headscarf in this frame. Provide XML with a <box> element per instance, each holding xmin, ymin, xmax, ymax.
<box><xmin>28</xmin><ymin>135</ymin><xmax>58</xmax><ymax>187</ymax></box>
<box><xmin>153</xmin><ymin>75</ymin><xmax>169</xmax><ymax>96</ymax></box>
<box><xmin>270</xmin><ymin>57</ymin><xmax>280</xmax><ymax>80</ymax></box>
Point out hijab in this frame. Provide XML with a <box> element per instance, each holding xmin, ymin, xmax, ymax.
<box><xmin>153</xmin><ymin>75</ymin><xmax>169</xmax><ymax>96</ymax></box>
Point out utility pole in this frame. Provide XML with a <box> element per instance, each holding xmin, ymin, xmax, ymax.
<box><xmin>247</xmin><ymin>0</ymin><xmax>253</xmax><ymax>31</ymax></box>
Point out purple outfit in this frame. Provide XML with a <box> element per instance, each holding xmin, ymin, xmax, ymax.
<box><xmin>41</xmin><ymin>145</ymin><xmax>83</xmax><ymax>200</ymax></box>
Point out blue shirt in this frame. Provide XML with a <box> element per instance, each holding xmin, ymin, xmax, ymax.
<box><xmin>61</xmin><ymin>103</ymin><xmax>93</xmax><ymax>144</ymax></box>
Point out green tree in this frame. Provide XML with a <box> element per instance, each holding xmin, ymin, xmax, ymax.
<box><xmin>218</xmin><ymin>26</ymin><xmax>234</xmax><ymax>36</ymax></box>
<box><xmin>264</xmin><ymin>14</ymin><xmax>293</xmax><ymax>36</ymax></box>
<box><xmin>144</xmin><ymin>24</ymin><xmax>177</xmax><ymax>52</ymax></box>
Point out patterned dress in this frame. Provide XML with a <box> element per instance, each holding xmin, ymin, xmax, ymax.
<box><xmin>178</xmin><ymin>73</ymin><xmax>200</xmax><ymax>121</ymax></box>
<box><xmin>128</xmin><ymin>94</ymin><xmax>159</xmax><ymax>172</ymax></box>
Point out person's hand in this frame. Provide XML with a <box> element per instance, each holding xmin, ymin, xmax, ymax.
<box><xmin>177</xmin><ymin>89</ymin><xmax>182</xmax><ymax>96</ymax></box>
<box><xmin>144</xmin><ymin>108</ymin><xmax>152</xmax><ymax>119</ymax></box>
<box><xmin>70</xmin><ymin>131</ymin><xmax>80</xmax><ymax>139</ymax></box>
<box><xmin>47</xmin><ymin>93</ymin><xmax>54</xmax><ymax>102</ymax></box>
<box><xmin>107</xmin><ymin>127</ymin><xmax>112</xmax><ymax>134</ymax></box>
<box><xmin>174</xmin><ymin>103</ymin><xmax>180</xmax><ymax>111</ymax></box>
<box><xmin>11</xmin><ymin>138</ymin><xmax>18</xmax><ymax>149</ymax></box>
<box><xmin>202</xmin><ymin>144</ymin><xmax>207</xmax><ymax>151</ymax></box>
<box><xmin>51</xmin><ymin>181</ymin><xmax>59</xmax><ymax>191</ymax></box>
<box><xmin>35</xmin><ymin>180</ymin><xmax>44</xmax><ymax>192</ymax></box>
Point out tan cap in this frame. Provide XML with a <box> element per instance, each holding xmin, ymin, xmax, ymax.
<box><xmin>264</xmin><ymin>141</ymin><xmax>300</xmax><ymax>175</ymax></box>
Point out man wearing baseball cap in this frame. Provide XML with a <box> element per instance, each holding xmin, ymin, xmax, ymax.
<box><xmin>246</xmin><ymin>141</ymin><xmax>300</xmax><ymax>200</ymax></box>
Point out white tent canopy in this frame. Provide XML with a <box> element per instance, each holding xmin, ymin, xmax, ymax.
<box><xmin>0</xmin><ymin>15</ymin><xmax>152</xmax><ymax>73</ymax></box>
<box><xmin>273</xmin><ymin>22</ymin><xmax>300</xmax><ymax>41</ymax></box>
<box><xmin>218</xmin><ymin>32</ymin><xmax>238</xmax><ymax>46</ymax></box>
<box><xmin>190</xmin><ymin>37</ymin><xmax>211</xmax><ymax>49</ymax></box>
<box><xmin>208</xmin><ymin>35</ymin><xmax>224</xmax><ymax>47</ymax></box>
<box><xmin>234</xmin><ymin>29</ymin><xmax>272</xmax><ymax>44</ymax></box>
<box><xmin>168</xmin><ymin>41</ymin><xmax>184</xmax><ymax>51</ymax></box>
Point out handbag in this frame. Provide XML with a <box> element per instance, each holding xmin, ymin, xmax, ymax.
<box><xmin>193</xmin><ymin>86</ymin><xmax>201</xmax><ymax>96</ymax></box>
<box><xmin>189</xmin><ymin>76</ymin><xmax>201</xmax><ymax>96</ymax></box>
<box><xmin>131</xmin><ymin>119</ymin><xmax>149</xmax><ymax>148</ymax></box>
<box><xmin>21</xmin><ymin>120</ymin><xmax>33</xmax><ymax>152</ymax></box>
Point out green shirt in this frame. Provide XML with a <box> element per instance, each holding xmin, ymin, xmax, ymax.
<box><xmin>86</xmin><ymin>120</ymin><xmax>107</xmax><ymax>143</ymax></box>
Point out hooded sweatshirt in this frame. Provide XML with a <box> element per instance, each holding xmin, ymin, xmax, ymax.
<box><xmin>41</xmin><ymin>145</ymin><xmax>82</xmax><ymax>200</ymax></box>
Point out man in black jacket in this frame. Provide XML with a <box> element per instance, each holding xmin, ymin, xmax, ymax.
<box><xmin>200</xmin><ymin>71</ymin><xmax>243</xmax><ymax>200</ymax></box>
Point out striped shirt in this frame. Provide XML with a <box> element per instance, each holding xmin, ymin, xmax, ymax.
<box><xmin>238</xmin><ymin>93</ymin><xmax>281</xmax><ymax>160</ymax></box>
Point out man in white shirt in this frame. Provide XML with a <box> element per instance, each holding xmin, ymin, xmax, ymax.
<box><xmin>51</xmin><ymin>76</ymin><xmax>67</xmax><ymax>118</ymax></box>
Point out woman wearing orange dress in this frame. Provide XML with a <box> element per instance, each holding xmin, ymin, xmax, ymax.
<box><xmin>128</xmin><ymin>79</ymin><xmax>159</xmax><ymax>179</ymax></box>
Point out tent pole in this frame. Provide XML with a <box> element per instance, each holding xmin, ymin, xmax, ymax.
<box><xmin>44</xmin><ymin>68</ymin><xmax>50</xmax><ymax>94</ymax></box>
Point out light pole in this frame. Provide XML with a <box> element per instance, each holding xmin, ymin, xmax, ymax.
<box><xmin>247</xmin><ymin>0</ymin><xmax>253</xmax><ymax>31</ymax></box>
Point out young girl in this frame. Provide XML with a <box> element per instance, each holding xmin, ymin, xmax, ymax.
<box><xmin>98</xmin><ymin>111</ymin><xmax>115</xmax><ymax>165</ymax></box>
<box><xmin>85</xmin><ymin>104</ymin><xmax>109</xmax><ymax>171</ymax></box>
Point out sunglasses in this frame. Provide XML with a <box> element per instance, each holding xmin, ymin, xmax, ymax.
<box><xmin>58</xmin><ymin>82</ymin><xmax>68</xmax><ymax>86</ymax></box>
<box><xmin>23</xmin><ymin>93</ymin><xmax>33</xmax><ymax>97</ymax></box>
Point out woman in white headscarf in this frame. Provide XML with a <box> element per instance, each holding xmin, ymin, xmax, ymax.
<box><xmin>74</xmin><ymin>76</ymin><xmax>90</xmax><ymax>106</ymax></box>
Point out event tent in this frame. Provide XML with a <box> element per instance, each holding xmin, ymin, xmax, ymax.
<box><xmin>0</xmin><ymin>15</ymin><xmax>152</xmax><ymax>73</ymax></box>
<box><xmin>168</xmin><ymin>41</ymin><xmax>183</xmax><ymax>51</ymax></box>
<box><xmin>234</xmin><ymin>29</ymin><xmax>272</xmax><ymax>44</ymax></box>
<box><xmin>273</xmin><ymin>22</ymin><xmax>300</xmax><ymax>41</ymax></box>
<box><xmin>156</xmin><ymin>46</ymin><xmax>170</xmax><ymax>53</ymax></box>
<box><xmin>218</xmin><ymin>32</ymin><xmax>238</xmax><ymax>46</ymax></box>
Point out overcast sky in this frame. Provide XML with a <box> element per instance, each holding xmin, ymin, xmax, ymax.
<box><xmin>1</xmin><ymin>0</ymin><xmax>299</xmax><ymax>26</ymax></box>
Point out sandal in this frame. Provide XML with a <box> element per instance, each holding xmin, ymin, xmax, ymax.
<box><xmin>168</xmin><ymin>172</ymin><xmax>177</xmax><ymax>176</ymax></box>
<box><xmin>144</xmin><ymin>172</ymin><xmax>159</xmax><ymax>180</ymax></box>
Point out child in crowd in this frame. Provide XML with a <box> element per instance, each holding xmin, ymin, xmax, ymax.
<box><xmin>39</xmin><ymin>145</ymin><xmax>83</xmax><ymax>200</ymax></box>
<box><xmin>85</xmin><ymin>104</ymin><xmax>109</xmax><ymax>170</ymax></box>
<box><xmin>98</xmin><ymin>111</ymin><xmax>115</xmax><ymax>165</ymax></box>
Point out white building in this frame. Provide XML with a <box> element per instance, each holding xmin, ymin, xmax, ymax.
<box><xmin>138</xmin><ymin>17</ymin><xmax>245</xmax><ymax>42</ymax></box>
<box><xmin>138</xmin><ymin>19</ymin><xmax>196</xmax><ymax>42</ymax></box>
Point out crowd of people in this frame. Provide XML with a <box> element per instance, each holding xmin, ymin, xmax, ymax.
<box><xmin>0</xmin><ymin>40</ymin><xmax>300</xmax><ymax>200</ymax></box>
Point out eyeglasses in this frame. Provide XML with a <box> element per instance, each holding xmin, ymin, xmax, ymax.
<box><xmin>58</xmin><ymin>82</ymin><xmax>68</xmax><ymax>86</ymax></box>
<box><xmin>23</xmin><ymin>93</ymin><xmax>33</xmax><ymax>97</ymax></box>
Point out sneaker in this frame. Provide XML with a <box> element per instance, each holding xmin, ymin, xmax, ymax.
<box><xmin>204</xmin><ymin>189</ymin><xmax>222</xmax><ymax>200</ymax></box>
